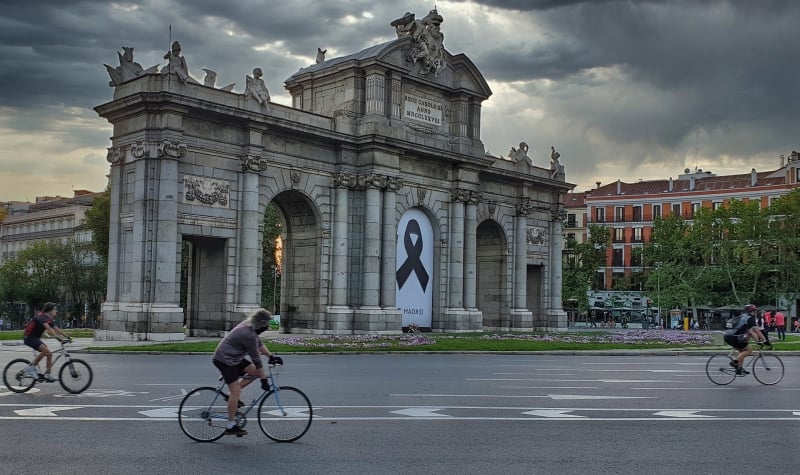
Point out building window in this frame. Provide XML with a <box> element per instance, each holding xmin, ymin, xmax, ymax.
<box><xmin>633</xmin><ymin>227</ymin><xmax>643</xmax><ymax>242</ymax></box>
<box><xmin>712</xmin><ymin>201</ymin><xmax>722</xmax><ymax>210</ymax></box>
<box><xmin>691</xmin><ymin>202</ymin><xmax>701</xmax><ymax>218</ymax></box>
<box><xmin>633</xmin><ymin>205</ymin><xmax>642</xmax><ymax>221</ymax></box>
<box><xmin>615</xmin><ymin>206</ymin><xmax>624</xmax><ymax>222</ymax></box>
<box><xmin>612</xmin><ymin>248</ymin><xmax>624</xmax><ymax>267</ymax></box>
<box><xmin>613</xmin><ymin>228</ymin><xmax>624</xmax><ymax>242</ymax></box>
<box><xmin>672</xmin><ymin>203</ymin><xmax>681</xmax><ymax>217</ymax></box>
<box><xmin>653</xmin><ymin>204</ymin><xmax>661</xmax><ymax>219</ymax></box>
<box><xmin>595</xmin><ymin>207</ymin><xmax>605</xmax><ymax>222</ymax></box>
<box><xmin>566</xmin><ymin>232</ymin><xmax>576</xmax><ymax>243</ymax></box>
<box><xmin>630</xmin><ymin>247</ymin><xmax>642</xmax><ymax>266</ymax></box>
<box><xmin>566</xmin><ymin>213</ymin><xmax>577</xmax><ymax>227</ymax></box>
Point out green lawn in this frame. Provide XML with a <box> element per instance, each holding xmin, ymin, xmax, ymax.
<box><xmin>88</xmin><ymin>331</ymin><xmax>800</xmax><ymax>353</ymax></box>
<box><xmin>0</xmin><ymin>329</ymin><xmax>96</xmax><ymax>340</ymax></box>
<box><xmin>4</xmin><ymin>328</ymin><xmax>797</xmax><ymax>353</ymax></box>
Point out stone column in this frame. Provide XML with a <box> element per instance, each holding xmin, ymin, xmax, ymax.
<box><xmin>103</xmin><ymin>147</ymin><xmax>124</xmax><ymax>304</ymax></box>
<box><xmin>237</xmin><ymin>153</ymin><xmax>267</xmax><ymax>311</ymax></box>
<box><xmin>362</xmin><ymin>174</ymin><xmax>384</xmax><ymax>307</ymax></box>
<box><xmin>513</xmin><ymin>201</ymin><xmax>530</xmax><ymax>309</ymax></box>
<box><xmin>331</xmin><ymin>173</ymin><xmax>353</xmax><ymax>306</ymax></box>
<box><xmin>463</xmin><ymin>192</ymin><xmax>479</xmax><ymax>309</ymax></box>
<box><xmin>365</xmin><ymin>72</ymin><xmax>385</xmax><ymax>116</ymax></box>
<box><xmin>380</xmin><ymin>177</ymin><xmax>402</xmax><ymax>307</ymax></box>
<box><xmin>550</xmin><ymin>204</ymin><xmax>565</xmax><ymax>311</ymax></box>
<box><xmin>546</xmin><ymin>202</ymin><xmax>567</xmax><ymax>329</ymax></box>
<box><xmin>448</xmin><ymin>190</ymin><xmax>467</xmax><ymax>309</ymax></box>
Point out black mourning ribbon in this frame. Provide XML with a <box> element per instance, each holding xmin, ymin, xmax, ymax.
<box><xmin>396</xmin><ymin>219</ymin><xmax>429</xmax><ymax>292</ymax></box>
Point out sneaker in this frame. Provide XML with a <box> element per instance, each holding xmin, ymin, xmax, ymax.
<box><xmin>736</xmin><ymin>367</ymin><xmax>749</xmax><ymax>376</ymax></box>
<box><xmin>43</xmin><ymin>373</ymin><xmax>57</xmax><ymax>383</ymax></box>
<box><xmin>224</xmin><ymin>425</ymin><xmax>247</xmax><ymax>437</ymax></box>
<box><xmin>24</xmin><ymin>366</ymin><xmax>37</xmax><ymax>378</ymax></box>
<box><xmin>729</xmin><ymin>360</ymin><xmax>739</xmax><ymax>368</ymax></box>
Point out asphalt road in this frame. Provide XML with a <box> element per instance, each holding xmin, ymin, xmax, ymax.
<box><xmin>1</xmin><ymin>351</ymin><xmax>798</xmax><ymax>475</ymax></box>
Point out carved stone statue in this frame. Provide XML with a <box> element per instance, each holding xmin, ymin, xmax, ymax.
<box><xmin>508</xmin><ymin>142</ymin><xmax>532</xmax><ymax>166</ymax></box>
<box><xmin>104</xmin><ymin>46</ymin><xmax>157</xmax><ymax>86</ymax></box>
<box><xmin>550</xmin><ymin>146</ymin><xmax>565</xmax><ymax>180</ymax></box>
<box><xmin>390</xmin><ymin>12</ymin><xmax>418</xmax><ymax>38</ymax></box>
<box><xmin>202</xmin><ymin>68</ymin><xmax>235</xmax><ymax>91</ymax></box>
<box><xmin>316</xmin><ymin>48</ymin><xmax>327</xmax><ymax>64</ymax></box>
<box><xmin>245</xmin><ymin>67</ymin><xmax>270</xmax><ymax>110</ymax></box>
<box><xmin>396</xmin><ymin>9</ymin><xmax>446</xmax><ymax>77</ymax></box>
<box><xmin>161</xmin><ymin>41</ymin><xmax>199</xmax><ymax>84</ymax></box>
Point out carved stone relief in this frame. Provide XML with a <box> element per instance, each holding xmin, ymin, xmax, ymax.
<box><xmin>241</xmin><ymin>154</ymin><xmax>268</xmax><ymax>173</ymax></box>
<box><xmin>527</xmin><ymin>226</ymin><xmax>547</xmax><ymax>245</ymax></box>
<box><xmin>183</xmin><ymin>175</ymin><xmax>230</xmax><ymax>208</ymax></box>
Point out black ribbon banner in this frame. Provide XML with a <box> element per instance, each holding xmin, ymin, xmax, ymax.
<box><xmin>396</xmin><ymin>219</ymin><xmax>429</xmax><ymax>292</ymax></box>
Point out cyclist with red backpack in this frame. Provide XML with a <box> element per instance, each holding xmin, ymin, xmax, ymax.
<box><xmin>23</xmin><ymin>302</ymin><xmax>71</xmax><ymax>381</ymax></box>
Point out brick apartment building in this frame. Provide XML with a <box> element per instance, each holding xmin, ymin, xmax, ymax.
<box><xmin>580</xmin><ymin>151</ymin><xmax>800</xmax><ymax>291</ymax></box>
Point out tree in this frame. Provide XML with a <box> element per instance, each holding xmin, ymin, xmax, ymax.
<box><xmin>83</xmin><ymin>189</ymin><xmax>110</xmax><ymax>262</ymax></box>
<box><xmin>261</xmin><ymin>204</ymin><xmax>283</xmax><ymax>314</ymax></box>
<box><xmin>562</xmin><ymin>224</ymin><xmax>608</xmax><ymax>318</ymax></box>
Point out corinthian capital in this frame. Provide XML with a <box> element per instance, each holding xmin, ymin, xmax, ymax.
<box><xmin>516</xmin><ymin>199</ymin><xmax>532</xmax><ymax>216</ymax></box>
<box><xmin>241</xmin><ymin>154</ymin><xmax>268</xmax><ymax>173</ymax></box>
<box><xmin>158</xmin><ymin>140</ymin><xmax>188</xmax><ymax>159</ymax></box>
<box><xmin>106</xmin><ymin>146</ymin><xmax>125</xmax><ymax>165</ymax></box>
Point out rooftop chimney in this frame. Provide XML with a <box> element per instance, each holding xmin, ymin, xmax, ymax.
<box><xmin>616</xmin><ymin>179</ymin><xmax>621</xmax><ymax>194</ymax></box>
<box><xmin>689</xmin><ymin>175</ymin><xmax>696</xmax><ymax>191</ymax></box>
<box><xmin>668</xmin><ymin>177</ymin><xmax>673</xmax><ymax>192</ymax></box>
<box><xmin>751</xmin><ymin>168</ymin><xmax>757</xmax><ymax>187</ymax></box>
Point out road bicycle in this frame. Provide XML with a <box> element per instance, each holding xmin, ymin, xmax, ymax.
<box><xmin>705</xmin><ymin>342</ymin><xmax>784</xmax><ymax>385</ymax></box>
<box><xmin>3</xmin><ymin>339</ymin><xmax>94</xmax><ymax>394</ymax></box>
<box><xmin>178</xmin><ymin>360</ymin><xmax>312</xmax><ymax>443</ymax></box>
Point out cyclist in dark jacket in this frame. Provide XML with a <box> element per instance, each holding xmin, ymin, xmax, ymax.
<box><xmin>723</xmin><ymin>304</ymin><xmax>766</xmax><ymax>374</ymax></box>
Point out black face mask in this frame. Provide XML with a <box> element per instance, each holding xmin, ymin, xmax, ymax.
<box><xmin>254</xmin><ymin>325</ymin><xmax>269</xmax><ymax>334</ymax></box>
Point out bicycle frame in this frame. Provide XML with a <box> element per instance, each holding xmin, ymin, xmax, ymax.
<box><xmin>31</xmin><ymin>341</ymin><xmax>71</xmax><ymax>372</ymax></box>
<box><xmin>211</xmin><ymin>365</ymin><xmax>289</xmax><ymax>422</ymax></box>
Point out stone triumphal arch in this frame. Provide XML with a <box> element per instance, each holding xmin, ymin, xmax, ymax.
<box><xmin>95</xmin><ymin>10</ymin><xmax>573</xmax><ymax>341</ymax></box>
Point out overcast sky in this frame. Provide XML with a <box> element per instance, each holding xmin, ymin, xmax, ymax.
<box><xmin>1</xmin><ymin>0</ymin><xmax>798</xmax><ymax>201</ymax></box>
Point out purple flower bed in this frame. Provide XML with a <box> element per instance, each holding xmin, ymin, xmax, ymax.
<box><xmin>480</xmin><ymin>330</ymin><xmax>713</xmax><ymax>345</ymax></box>
<box><xmin>269</xmin><ymin>329</ymin><xmax>713</xmax><ymax>348</ymax></box>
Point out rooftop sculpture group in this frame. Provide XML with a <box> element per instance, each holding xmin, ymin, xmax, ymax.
<box><xmin>391</xmin><ymin>8</ymin><xmax>446</xmax><ymax>77</ymax></box>
<box><xmin>103</xmin><ymin>40</ymin><xmax>270</xmax><ymax>111</ymax></box>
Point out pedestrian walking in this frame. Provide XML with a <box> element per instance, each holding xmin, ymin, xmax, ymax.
<box><xmin>773</xmin><ymin>310</ymin><xmax>786</xmax><ymax>341</ymax></box>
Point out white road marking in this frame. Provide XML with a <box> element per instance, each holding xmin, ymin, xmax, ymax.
<box><xmin>391</xmin><ymin>407</ymin><xmax>452</xmax><ymax>417</ymax></box>
<box><xmin>654</xmin><ymin>410</ymin><xmax>716</xmax><ymax>418</ymax></box>
<box><xmin>139</xmin><ymin>407</ymin><xmax>179</xmax><ymax>418</ymax></box>
<box><xmin>149</xmin><ymin>389</ymin><xmax>187</xmax><ymax>402</ymax></box>
<box><xmin>547</xmin><ymin>394</ymin><xmax>653</xmax><ymax>400</ymax></box>
<box><xmin>15</xmin><ymin>406</ymin><xmax>82</xmax><ymax>417</ymax></box>
<box><xmin>524</xmin><ymin>409</ymin><xmax>586</xmax><ymax>418</ymax></box>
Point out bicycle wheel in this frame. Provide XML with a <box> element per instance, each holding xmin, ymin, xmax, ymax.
<box><xmin>3</xmin><ymin>358</ymin><xmax>36</xmax><ymax>393</ymax></box>
<box><xmin>258</xmin><ymin>386</ymin><xmax>313</xmax><ymax>442</ymax></box>
<box><xmin>179</xmin><ymin>387</ymin><xmax>228</xmax><ymax>442</ymax></box>
<box><xmin>705</xmin><ymin>354</ymin><xmax>737</xmax><ymax>385</ymax></box>
<box><xmin>751</xmin><ymin>354</ymin><xmax>784</xmax><ymax>385</ymax></box>
<box><xmin>59</xmin><ymin>359</ymin><xmax>93</xmax><ymax>394</ymax></box>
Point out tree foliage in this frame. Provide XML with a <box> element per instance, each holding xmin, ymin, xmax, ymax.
<box><xmin>83</xmin><ymin>190</ymin><xmax>110</xmax><ymax>262</ymax></box>
<box><xmin>261</xmin><ymin>204</ymin><xmax>283</xmax><ymax>313</ymax></box>
<box><xmin>563</xmin><ymin>224</ymin><xmax>609</xmax><ymax>315</ymax></box>
<box><xmin>642</xmin><ymin>191</ymin><xmax>800</xmax><ymax>310</ymax></box>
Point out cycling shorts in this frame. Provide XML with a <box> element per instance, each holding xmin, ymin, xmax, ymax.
<box><xmin>23</xmin><ymin>337</ymin><xmax>45</xmax><ymax>351</ymax></box>
<box><xmin>723</xmin><ymin>334</ymin><xmax>748</xmax><ymax>350</ymax></box>
<box><xmin>212</xmin><ymin>358</ymin><xmax>252</xmax><ymax>384</ymax></box>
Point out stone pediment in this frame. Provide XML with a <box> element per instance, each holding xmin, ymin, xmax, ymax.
<box><xmin>285</xmin><ymin>37</ymin><xmax>491</xmax><ymax>100</ymax></box>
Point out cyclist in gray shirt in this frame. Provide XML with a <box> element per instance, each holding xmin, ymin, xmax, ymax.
<box><xmin>212</xmin><ymin>308</ymin><xmax>279</xmax><ymax>436</ymax></box>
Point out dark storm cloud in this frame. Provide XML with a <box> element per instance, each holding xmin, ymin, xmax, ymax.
<box><xmin>0</xmin><ymin>0</ymin><xmax>797</xmax><ymax>200</ymax></box>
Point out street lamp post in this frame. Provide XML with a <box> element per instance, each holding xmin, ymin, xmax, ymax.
<box><xmin>271</xmin><ymin>264</ymin><xmax>278</xmax><ymax>316</ymax></box>
<box><xmin>656</xmin><ymin>262</ymin><xmax>662</xmax><ymax>329</ymax></box>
